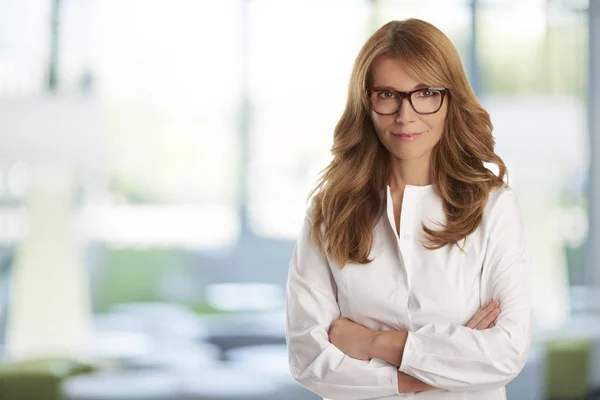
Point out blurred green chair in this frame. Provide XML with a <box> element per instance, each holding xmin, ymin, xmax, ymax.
<box><xmin>546</xmin><ymin>338</ymin><xmax>591</xmax><ymax>399</ymax></box>
<box><xmin>0</xmin><ymin>358</ymin><xmax>94</xmax><ymax>400</ymax></box>
<box><xmin>97</xmin><ymin>248</ymin><xmax>183</xmax><ymax>312</ymax></box>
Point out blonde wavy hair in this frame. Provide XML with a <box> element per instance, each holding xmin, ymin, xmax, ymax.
<box><xmin>309</xmin><ymin>19</ymin><xmax>507</xmax><ymax>267</ymax></box>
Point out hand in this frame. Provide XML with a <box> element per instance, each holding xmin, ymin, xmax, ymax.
<box><xmin>396</xmin><ymin>300</ymin><xmax>500</xmax><ymax>394</ymax></box>
<box><xmin>328</xmin><ymin>318</ymin><xmax>376</xmax><ymax>361</ymax></box>
<box><xmin>465</xmin><ymin>299</ymin><xmax>501</xmax><ymax>329</ymax></box>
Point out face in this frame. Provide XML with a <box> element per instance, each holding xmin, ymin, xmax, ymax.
<box><xmin>368</xmin><ymin>57</ymin><xmax>448</xmax><ymax>162</ymax></box>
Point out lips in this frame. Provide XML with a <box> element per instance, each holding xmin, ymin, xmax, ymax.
<box><xmin>392</xmin><ymin>132</ymin><xmax>422</xmax><ymax>138</ymax></box>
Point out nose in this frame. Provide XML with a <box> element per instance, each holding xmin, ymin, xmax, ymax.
<box><xmin>395</xmin><ymin>96</ymin><xmax>417</xmax><ymax>123</ymax></box>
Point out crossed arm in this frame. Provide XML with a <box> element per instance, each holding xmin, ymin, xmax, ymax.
<box><xmin>327</xmin><ymin>300</ymin><xmax>502</xmax><ymax>393</ymax></box>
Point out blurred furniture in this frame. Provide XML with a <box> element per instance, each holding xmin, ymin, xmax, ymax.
<box><xmin>0</xmin><ymin>95</ymin><xmax>108</xmax><ymax>360</ymax></box>
<box><xmin>181</xmin><ymin>364</ymin><xmax>283</xmax><ymax>400</ymax></box>
<box><xmin>109</xmin><ymin>301</ymin><xmax>206</xmax><ymax>340</ymax></box>
<box><xmin>225</xmin><ymin>344</ymin><xmax>321</xmax><ymax>400</ymax></box>
<box><xmin>0</xmin><ymin>357</ymin><xmax>94</xmax><ymax>400</ymax></box>
<box><xmin>83</xmin><ymin>330</ymin><xmax>153</xmax><ymax>366</ymax></box>
<box><xmin>546</xmin><ymin>338</ymin><xmax>591</xmax><ymax>399</ymax></box>
<box><xmin>537</xmin><ymin>313</ymin><xmax>600</xmax><ymax>397</ymax></box>
<box><xmin>97</xmin><ymin>250</ymin><xmax>184</xmax><ymax>313</ymax></box>
<box><xmin>123</xmin><ymin>339</ymin><xmax>219</xmax><ymax>371</ymax></box>
<box><xmin>568</xmin><ymin>313</ymin><xmax>600</xmax><ymax>392</ymax></box>
<box><xmin>205</xmin><ymin>282</ymin><xmax>284</xmax><ymax>312</ymax></box>
<box><xmin>89</xmin><ymin>302</ymin><xmax>219</xmax><ymax>370</ymax></box>
<box><xmin>201</xmin><ymin>311</ymin><xmax>285</xmax><ymax>354</ymax></box>
<box><xmin>62</xmin><ymin>364</ymin><xmax>283</xmax><ymax>400</ymax></box>
<box><xmin>62</xmin><ymin>370</ymin><xmax>182</xmax><ymax>400</ymax></box>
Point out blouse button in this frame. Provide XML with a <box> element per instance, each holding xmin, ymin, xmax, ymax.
<box><xmin>403</xmin><ymin>234</ymin><xmax>411</xmax><ymax>240</ymax></box>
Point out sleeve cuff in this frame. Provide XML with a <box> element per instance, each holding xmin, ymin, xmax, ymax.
<box><xmin>398</xmin><ymin>330</ymin><xmax>416</xmax><ymax>374</ymax></box>
<box><xmin>299</xmin><ymin>342</ymin><xmax>402</xmax><ymax>397</ymax></box>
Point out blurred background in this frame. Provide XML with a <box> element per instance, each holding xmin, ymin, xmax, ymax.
<box><xmin>0</xmin><ymin>0</ymin><xmax>598</xmax><ymax>399</ymax></box>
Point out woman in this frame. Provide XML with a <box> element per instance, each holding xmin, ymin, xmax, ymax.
<box><xmin>285</xmin><ymin>19</ymin><xmax>531</xmax><ymax>400</ymax></box>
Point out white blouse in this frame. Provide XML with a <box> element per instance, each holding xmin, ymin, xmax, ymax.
<box><xmin>285</xmin><ymin>184</ymin><xmax>532</xmax><ymax>400</ymax></box>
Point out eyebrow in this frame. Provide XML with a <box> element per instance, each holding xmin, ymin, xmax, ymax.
<box><xmin>370</xmin><ymin>83</ymin><xmax>429</xmax><ymax>91</ymax></box>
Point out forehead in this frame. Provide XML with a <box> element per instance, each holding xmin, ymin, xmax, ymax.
<box><xmin>370</xmin><ymin>57</ymin><xmax>423</xmax><ymax>91</ymax></box>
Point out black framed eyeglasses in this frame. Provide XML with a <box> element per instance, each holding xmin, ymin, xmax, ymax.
<box><xmin>366</xmin><ymin>86</ymin><xmax>448</xmax><ymax>115</ymax></box>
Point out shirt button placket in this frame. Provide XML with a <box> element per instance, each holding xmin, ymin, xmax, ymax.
<box><xmin>401</xmin><ymin>188</ymin><xmax>416</xmax><ymax>331</ymax></box>
<box><xmin>400</xmin><ymin>190</ymin><xmax>414</xmax><ymax>273</ymax></box>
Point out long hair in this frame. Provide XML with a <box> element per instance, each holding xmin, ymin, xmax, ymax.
<box><xmin>309</xmin><ymin>19</ymin><xmax>507</xmax><ymax>267</ymax></box>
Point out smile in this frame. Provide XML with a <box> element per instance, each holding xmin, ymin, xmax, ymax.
<box><xmin>392</xmin><ymin>132</ymin><xmax>423</xmax><ymax>141</ymax></box>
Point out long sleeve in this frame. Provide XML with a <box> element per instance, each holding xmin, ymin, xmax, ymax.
<box><xmin>399</xmin><ymin>188</ymin><xmax>532</xmax><ymax>391</ymax></box>
<box><xmin>286</xmin><ymin>213</ymin><xmax>401</xmax><ymax>400</ymax></box>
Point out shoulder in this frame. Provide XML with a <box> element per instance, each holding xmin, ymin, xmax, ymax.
<box><xmin>481</xmin><ymin>184</ymin><xmax>524</xmax><ymax>229</ymax></box>
<box><xmin>486</xmin><ymin>184</ymin><xmax>517</xmax><ymax>207</ymax></box>
<box><xmin>305</xmin><ymin>193</ymin><xmax>319</xmax><ymax>223</ymax></box>
<box><xmin>301</xmin><ymin>194</ymin><xmax>325</xmax><ymax>239</ymax></box>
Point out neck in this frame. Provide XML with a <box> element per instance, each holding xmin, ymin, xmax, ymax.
<box><xmin>388</xmin><ymin>153</ymin><xmax>432</xmax><ymax>191</ymax></box>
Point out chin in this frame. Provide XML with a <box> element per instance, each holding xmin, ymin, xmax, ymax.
<box><xmin>387</xmin><ymin>146</ymin><xmax>431</xmax><ymax>161</ymax></box>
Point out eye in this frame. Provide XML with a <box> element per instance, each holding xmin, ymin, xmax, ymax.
<box><xmin>417</xmin><ymin>88</ymin><xmax>441</xmax><ymax>97</ymax></box>
<box><xmin>377</xmin><ymin>91</ymin><xmax>395</xmax><ymax>99</ymax></box>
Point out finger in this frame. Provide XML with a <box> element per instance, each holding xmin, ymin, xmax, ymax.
<box><xmin>475</xmin><ymin>307</ymin><xmax>500</xmax><ymax>330</ymax></box>
<box><xmin>467</xmin><ymin>300</ymin><xmax>498</xmax><ymax>329</ymax></box>
<box><xmin>480</xmin><ymin>300</ymin><xmax>499</xmax><ymax>316</ymax></box>
<box><xmin>478</xmin><ymin>307</ymin><xmax>501</xmax><ymax>329</ymax></box>
<box><xmin>466</xmin><ymin>300</ymin><xmax>499</xmax><ymax>328</ymax></box>
<box><xmin>469</xmin><ymin>307</ymin><xmax>497</xmax><ymax>330</ymax></box>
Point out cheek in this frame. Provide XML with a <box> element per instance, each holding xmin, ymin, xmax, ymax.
<box><xmin>370</xmin><ymin>112</ymin><xmax>387</xmax><ymax>135</ymax></box>
<box><xmin>424</xmin><ymin>114</ymin><xmax>446</xmax><ymax>139</ymax></box>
